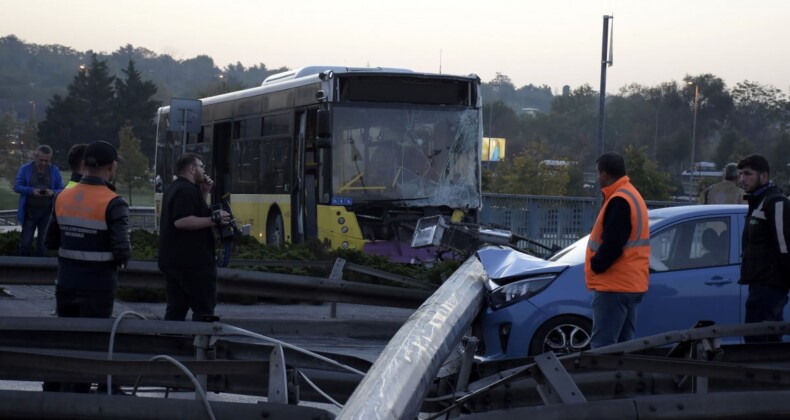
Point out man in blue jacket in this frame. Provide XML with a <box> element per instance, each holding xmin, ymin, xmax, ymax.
<box><xmin>13</xmin><ymin>145</ymin><xmax>64</xmax><ymax>256</ymax></box>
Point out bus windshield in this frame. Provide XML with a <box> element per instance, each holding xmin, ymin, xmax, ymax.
<box><xmin>331</xmin><ymin>104</ymin><xmax>481</xmax><ymax>209</ymax></box>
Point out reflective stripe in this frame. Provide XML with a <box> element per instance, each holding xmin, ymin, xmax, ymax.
<box><xmin>618</xmin><ymin>188</ymin><xmax>645</xmax><ymax>242</ymax></box>
<box><xmin>58</xmin><ymin>249</ymin><xmax>115</xmax><ymax>262</ymax></box>
<box><xmin>626</xmin><ymin>238</ymin><xmax>650</xmax><ymax>247</ymax></box>
<box><xmin>777</xmin><ymin>200</ymin><xmax>788</xmax><ymax>254</ymax></box>
<box><xmin>586</xmin><ymin>188</ymin><xmax>648</xmax><ymax>252</ymax></box>
<box><xmin>58</xmin><ymin>216</ymin><xmax>107</xmax><ymax>230</ymax></box>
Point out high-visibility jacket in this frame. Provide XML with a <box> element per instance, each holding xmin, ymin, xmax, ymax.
<box><xmin>585</xmin><ymin>176</ymin><xmax>650</xmax><ymax>293</ymax></box>
<box><xmin>53</xmin><ymin>182</ymin><xmax>121</xmax><ymax>290</ymax></box>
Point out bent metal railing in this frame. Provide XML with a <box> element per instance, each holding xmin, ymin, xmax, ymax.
<box><xmin>338</xmin><ymin>255</ymin><xmax>487</xmax><ymax>419</ymax></box>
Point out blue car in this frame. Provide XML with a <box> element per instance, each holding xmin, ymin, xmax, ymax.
<box><xmin>475</xmin><ymin>204</ymin><xmax>771</xmax><ymax>360</ymax></box>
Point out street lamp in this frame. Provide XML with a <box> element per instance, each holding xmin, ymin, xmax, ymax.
<box><xmin>688</xmin><ymin>81</ymin><xmax>699</xmax><ymax>197</ymax></box>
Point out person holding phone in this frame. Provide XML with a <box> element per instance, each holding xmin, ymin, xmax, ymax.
<box><xmin>13</xmin><ymin>145</ymin><xmax>64</xmax><ymax>256</ymax></box>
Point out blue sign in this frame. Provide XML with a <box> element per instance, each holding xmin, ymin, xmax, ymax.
<box><xmin>332</xmin><ymin>197</ymin><xmax>353</xmax><ymax>206</ymax></box>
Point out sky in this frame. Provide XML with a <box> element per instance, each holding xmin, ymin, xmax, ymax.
<box><xmin>3</xmin><ymin>0</ymin><xmax>790</xmax><ymax>94</ymax></box>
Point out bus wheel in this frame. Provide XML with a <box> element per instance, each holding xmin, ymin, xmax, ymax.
<box><xmin>266</xmin><ymin>212</ymin><xmax>284</xmax><ymax>245</ymax></box>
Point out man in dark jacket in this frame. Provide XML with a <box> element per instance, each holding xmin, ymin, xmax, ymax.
<box><xmin>44</xmin><ymin>140</ymin><xmax>130</xmax><ymax>393</ymax></box>
<box><xmin>737</xmin><ymin>154</ymin><xmax>790</xmax><ymax>343</ymax></box>
<box><xmin>158</xmin><ymin>153</ymin><xmax>229</xmax><ymax>322</ymax></box>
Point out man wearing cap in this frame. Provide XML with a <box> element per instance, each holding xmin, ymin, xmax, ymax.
<box><xmin>44</xmin><ymin>141</ymin><xmax>131</xmax><ymax>393</ymax></box>
<box><xmin>699</xmin><ymin>163</ymin><xmax>744</xmax><ymax>204</ymax></box>
<box><xmin>14</xmin><ymin>145</ymin><xmax>64</xmax><ymax>256</ymax></box>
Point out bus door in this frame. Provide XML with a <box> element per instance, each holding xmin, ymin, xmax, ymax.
<box><xmin>292</xmin><ymin>111</ymin><xmax>319</xmax><ymax>243</ymax></box>
<box><xmin>303</xmin><ymin>109</ymin><xmax>318</xmax><ymax>240</ymax></box>
<box><xmin>212</xmin><ymin>121</ymin><xmax>232</xmax><ymax>201</ymax></box>
<box><xmin>292</xmin><ymin>113</ymin><xmax>306</xmax><ymax>243</ymax></box>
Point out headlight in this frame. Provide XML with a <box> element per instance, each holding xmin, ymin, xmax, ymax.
<box><xmin>488</xmin><ymin>274</ymin><xmax>556</xmax><ymax>310</ymax></box>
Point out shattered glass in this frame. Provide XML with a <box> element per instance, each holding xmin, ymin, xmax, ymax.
<box><xmin>331</xmin><ymin>105</ymin><xmax>482</xmax><ymax>210</ymax></box>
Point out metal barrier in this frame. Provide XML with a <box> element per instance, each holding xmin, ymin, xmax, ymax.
<box><xmin>0</xmin><ymin>256</ymin><xmax>431</xmax><ymax>308</ymax></box>
<box><xmin>480</xmin><ymin>194</ymin><xmax>683</xmax><ymax>250</ymax></box>
<box><xmin>0</xmin><ymin>194</ymin><xmax>684</xmax><ymax>250</ymax></box>
<box><xmin>0</xmin><ymin>207</ymin><xmax>156</xmax><ymax>230</ymax></box>
<box><xmin>338</xmin><ymin>256</ymin><xmax>487</xmax><ymax>419</ymax></box>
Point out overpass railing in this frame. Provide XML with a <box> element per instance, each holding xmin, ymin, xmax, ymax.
<box><xmin>0</xmin><ymin>195</ymin><xmax>683</xmax><ymax>249</ymax></box>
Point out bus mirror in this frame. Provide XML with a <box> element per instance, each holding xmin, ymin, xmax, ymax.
<box><xmin>317</xmin><ymin>109</ymin><xmax>331</xmax><ymax>148</ymax></box>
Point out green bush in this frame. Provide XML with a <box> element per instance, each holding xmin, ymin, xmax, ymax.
<box><xmin>2</xmin><ymin>230</ymin><xmax>459</xmax><ymax>303</ymax></box>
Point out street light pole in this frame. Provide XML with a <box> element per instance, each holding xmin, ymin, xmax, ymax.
<box><xmin>689</xmin><ymin>82</ymin><xmax>699</xmax><ymax>197</ymax></box>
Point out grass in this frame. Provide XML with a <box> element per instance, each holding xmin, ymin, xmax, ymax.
<box><xmin>0</xmin><ymin>174</ymin><xmax>154</xmax><ymax>211</ymax></box>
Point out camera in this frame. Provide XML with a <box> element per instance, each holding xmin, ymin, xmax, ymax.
<box><xmin>210</xmin><ymin>203</ymin><xmax>239</xmax><ymax>243</ymax></box>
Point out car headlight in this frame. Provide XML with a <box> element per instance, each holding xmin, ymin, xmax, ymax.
<box><xmin>488</xmin><ymin>274</ymin><xmax>556</xmax><ymax>310</ymax></box>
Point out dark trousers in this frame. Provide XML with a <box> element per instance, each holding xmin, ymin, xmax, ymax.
<box><xmin>19</xmin><ymin>206</ymin><xmax>51</xmax><ymax>257</ymax></box>
<box><xmin>744</xmin><ymin>284</ymin><xmax>789</xmax><ymax>343</ymax></box>
<box><xmin>162</xmin><ymin>266</ymin><xmax>217</xmax><ymax>322</ymax></box>
<box><xmin>43</xmin><ymin>287</ymin><xmax>115</xmax><ymax>393</ymax></box>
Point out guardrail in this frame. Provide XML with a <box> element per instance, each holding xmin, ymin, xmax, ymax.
<box><xmin>480</xmin><ymin>193</ymin><xmax>682</xmax><ymax>250</ymax></box>
<box><xmin>0</xmin><ymin>206</ymin><xmax>156</xmax><ymax>230</ymax></box>
<box><xmin>0</xmin><ymin>194</ymin><xmax>684</xmax><ymax>250</ymax></box>
<box><xmin>0</xmin><ymin>256</ymin><xmax>431</xmax><ymax>308</ymax></box>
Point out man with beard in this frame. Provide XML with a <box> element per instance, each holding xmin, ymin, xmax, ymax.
<box><xmin>737</xmin><ymin>154</ymin><xmax>790</xmax><ymax>343</ymax></box>
<box><xmin>158</xmin><ymin>153</ymin><xmax>229</xmax><ymax>322</ymax></box>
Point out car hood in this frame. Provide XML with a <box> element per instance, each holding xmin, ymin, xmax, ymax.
<box><xmin>476</xmin><ymin>245</ymin><xmax>570</xmax><ymax>282</ymax></box>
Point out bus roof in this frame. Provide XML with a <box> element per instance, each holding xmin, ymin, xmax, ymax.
<box><xmin>157</xmin><ymin>66</ymin><xmax>480</xmax><ymax>114</ymax></box>
<box><xmin>261</xmin><ymin>66</ymin><xmax>415</xmax><ymax>84</ymax></box>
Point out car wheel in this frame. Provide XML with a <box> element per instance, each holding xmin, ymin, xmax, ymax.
<box><xmin>529</xmin><ymin>315</ymin><xmax>592</xmax><ymax>355</ymax></box>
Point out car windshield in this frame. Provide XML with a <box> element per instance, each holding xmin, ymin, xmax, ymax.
<box><xmin>548</xmin><ymin>214</ymin><xmax>668</xmax><ymax>265</ymax></box>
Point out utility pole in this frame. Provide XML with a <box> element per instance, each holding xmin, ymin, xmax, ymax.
<box><xmin>596</xmin><ymin>15</ymin><xmax>613</xmax><ymax>209</ymax></box>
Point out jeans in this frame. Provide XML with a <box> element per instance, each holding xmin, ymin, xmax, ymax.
<box><xmin>161</xmin><ymin>266</ymin><xmax>217</xmax><ymax>322</ymax></box>
<box><xmin>19</xmin><ymin>206</ymin><xmax>51</xmax><ymax>257</ymax></box>
<box><xmin>744</xmin><ymin>284</ymin><xmax>789</xmax><ymax>343</ymax></box>
<box><xmin>590</xmin><ymin>291</ymin><xmax>645</xmax><ymax>349</ymax></box>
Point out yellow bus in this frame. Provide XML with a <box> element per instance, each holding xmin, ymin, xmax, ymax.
<box><xmin>154</xmin><ymin>66</ymin><xmax>482</xmax><ymax>262</ymax></box>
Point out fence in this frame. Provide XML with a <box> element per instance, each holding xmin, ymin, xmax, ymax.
<box><xmin>479</xmin><ymin>194</ymin><xmax>683</xmax><ymax>250</ymax></box>
<box><xmin>0</xmin><ymin>195</ymin><xmax>684</xmax><ymax>250</ymax></box>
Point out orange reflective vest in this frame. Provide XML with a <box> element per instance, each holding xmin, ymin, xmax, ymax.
<box><xmin>54</xmin><ymin>183</ymin><xmax>119</xmax><ymax>262</ymax></box>
<box><xmin>584</xmin><ymin>176</ymin><xmax>650</xmax><ymax>293</ymax></box>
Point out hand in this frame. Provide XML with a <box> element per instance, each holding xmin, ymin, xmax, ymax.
<box><xmin>219</xmin><ymin>210</ymin><xmax>231</xmax><ymax>225</ymax></box>
<box><xmin>201</xmin><ymin>176</ymin><xmax>214</xmax><ymax>193</ymax></box>
<box><xmin>212</xmin><ymin>209</ymin><xmax>231</xmax><ymax>225</ymax></box>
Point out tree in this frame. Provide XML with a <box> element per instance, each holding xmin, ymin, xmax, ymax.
<box><xmin>715</xmin><ymin>130</ymin><xmax>750</xmax><ymax>167</ymax></box>
<box><xmin>491</xmin><ymin>142</ymin><xmax>570</xmax><ymax>196</ymax></box>
<box><xmin>115</xmin><ymin>123</ymin><xmax>150</xmax><ymax>205</ymax></box>
<box><xmin>38</xmin><ymin>53</ymin><xmax>116</xmax><ymax>165</ymax></box>
<box><xmin>114</xmin><ymin>60</ymin><xmax>159</xmax><ymax>160</ymax></box>
<box><xmin>731</xmin><ymin>80</ymin><xmax>786</xmax><ymax>153</ymax></box>
<box><xmin>623</xmin><ymin>145</ymin><xmax>673</xmax><ymax>201</ymax></box>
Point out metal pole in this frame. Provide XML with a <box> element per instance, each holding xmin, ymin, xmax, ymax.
<box><xmin>597</xmin><ymin>15</ymin><xmax>611</xmax><ymax>158</ymax></box>
<box><xmin>182</xmin><ymin>108</ymin><xmax>188</xmax><ymax>154</ymax></box>
<box><xmin>690</xmin><ymin>84</ymin><xmax>699</xmax><ymax>198</ymax></box>
<box><xmin>596</xmin><ymin>15</ymin><xmax>611</xmax><ymax>210</ymax></box>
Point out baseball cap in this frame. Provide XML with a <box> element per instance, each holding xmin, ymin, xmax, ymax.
<box><xmin>84</xmin><ymin>141</ymin><xmax>123</xmax><ymax>167</ymax></box>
